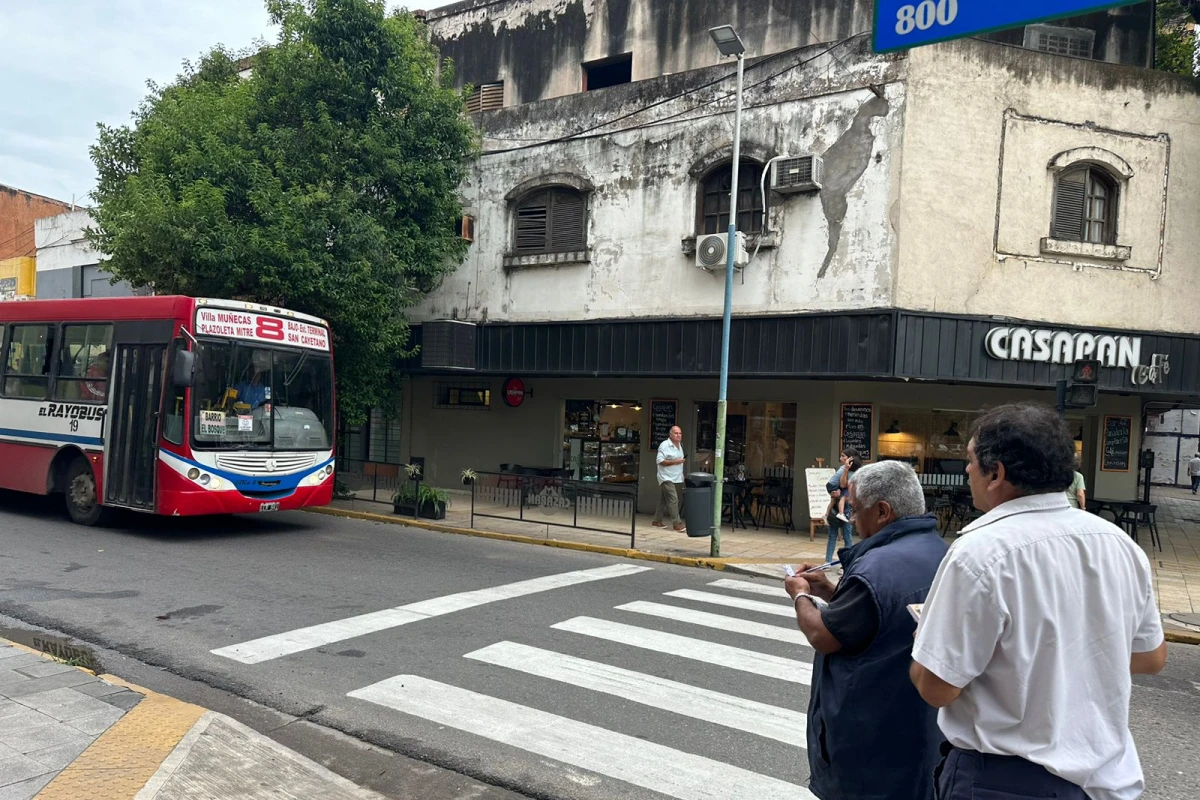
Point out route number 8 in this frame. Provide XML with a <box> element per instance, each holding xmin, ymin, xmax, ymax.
<box><xmin>255</xmin><ymin>316</ymin><xmax>286</xmax><ymax>341</ymax></box>
<box><xmin>896</xmin><ymin>0</ymin><xmax>958</xmax><ymax>35</ymax></box>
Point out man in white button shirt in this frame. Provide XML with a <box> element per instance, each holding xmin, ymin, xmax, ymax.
<box><xmin>910</xmin><ymin>403</ymin><xmax>1166</xmax><ymax>800</ymax></box>
<box><xmin>652</xmin><ymin>426</ymin><xmax>687</xmax><ymax>532</ymax></box>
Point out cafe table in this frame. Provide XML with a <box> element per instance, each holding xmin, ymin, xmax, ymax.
<box><xmin>1088</xmin><ymin>497</ymin><xmax>1140</xmax><ymax>521</ymax></box>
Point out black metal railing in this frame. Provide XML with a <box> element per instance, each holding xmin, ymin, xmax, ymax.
<box><xmin>470</xmin><ymin>470</ymin><xmax>638</xmax><ymax>547</ymax></box>
<box><xmin>334</xmin><ymin>458</ymin><xmax>404</xmax><ymax>505</ymax></box>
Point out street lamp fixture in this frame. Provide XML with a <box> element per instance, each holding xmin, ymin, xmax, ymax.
<box><xmin>708</xmin><ymin>24</ymin><xmax>746</xmax><ymax>558</ymax></box>
<box><xmin>708</xmin><ymin>25</ymin><xmax>745</xmax><ymax>57</ymax></box>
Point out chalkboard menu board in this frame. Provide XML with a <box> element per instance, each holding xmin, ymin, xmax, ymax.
<box><xmin>650</xmin><ymin>399</ymin><xmax>678</xmax><ymax>448</ymax></box>
<box><xmin>1102</xmin><ymin>415</ymin><xmax>1132</xmax><ymax>472</ymax></box>
<box><xmin>840</xmin><ymin>403</ymin><xmax>873</xmax><ymax>461</ymax></box>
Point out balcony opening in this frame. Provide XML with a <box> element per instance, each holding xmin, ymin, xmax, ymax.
<box><xmin>583</xmin><ymin>54</ymin><xmax>632</xmax><ymax>91</ymax></box>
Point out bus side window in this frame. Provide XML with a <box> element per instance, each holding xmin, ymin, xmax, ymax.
<box><xmin>163</xmin><ymin>339</ymin><xmax>186</xmax><ymax>445</ymax></box>
<box><xmin>3</xmin><ymin>325</ymin><xmax>55</xmax><ymax>400</ymax></box>
<box><xmin>55</xmin><ymin>324</ymin><xmax>112</xmax><ymax>403</ymax></box>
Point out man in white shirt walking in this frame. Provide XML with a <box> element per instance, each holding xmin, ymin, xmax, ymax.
<box><xmin>652</xmin><ymin>426</ymin><xmax>687</xmax><ymax>532</ymax></box>
<box><xmin>1188</xmin><ymin>452</ymin><xmax>1200</xmax><ymax>494</ymax></box>
<box><xmin>910</xmin><ymin>403</ymin><xmax>1166</xmax><ymax>800</ymax></box>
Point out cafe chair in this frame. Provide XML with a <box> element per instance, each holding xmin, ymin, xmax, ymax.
<box><xmin>721</xmin><ymin>484</ymin><xmax>746</xmax><ymax>530</ymax></box>
<box><xmin>931</xmin><ymin>495</ymin><xmax>953</xmax><ymax>536</ymax></box>
<box><xmin>1114</xmin><ymin>503</ymin><xmax>1162</xmax><ymax>552</ymax></box>
<box><xmin>498</xmin><ymin>463</ymin><xmax>520</xmax><ymax>504</ymax></box>
<box><xmin>755</xmin><ymin>484</ymin><xmax>794</xmax><ymax>534</ymax></box>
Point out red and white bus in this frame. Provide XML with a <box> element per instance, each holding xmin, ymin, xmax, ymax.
<box><xmin>0</xmin><ymin>296</ymin><xmax>336</xmax><ymax>524</ymax></box>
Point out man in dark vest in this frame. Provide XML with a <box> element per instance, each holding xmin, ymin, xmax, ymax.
<box><xmin>786</xmin><ymin>460</ymin><xmax>948</xmax><ymax>799</ymax></box>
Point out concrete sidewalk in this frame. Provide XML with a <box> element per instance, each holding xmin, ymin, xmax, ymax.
<box><xmin>326</xmin><ymin>483</ymin><xmax>1200</xmax><ymax>624</ymax></box>
<box><xmin>0</xmin><ymin>641</ymin><xmax>384</xmax><ymax>800</ymax></box>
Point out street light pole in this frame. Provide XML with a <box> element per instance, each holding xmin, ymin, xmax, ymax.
<box><xmin>707</xmin><ymin>25</ymin><xmax>746</xmax><ymax>558</ymax></box>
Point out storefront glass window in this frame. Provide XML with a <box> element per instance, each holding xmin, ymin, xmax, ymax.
<box><xmin>876</xmin><ymin>408</ymin><xmax>977</xmax><ymax>474</ymax></box>
<box><xmin>562</xmin><ymin>399</ymin><xmax>642</xmax><ymax>483</ymax></box>
<box><xmin>694</xmin><ymin>401</ymin><xmax>797</xmax><ymax>479</ymax></box>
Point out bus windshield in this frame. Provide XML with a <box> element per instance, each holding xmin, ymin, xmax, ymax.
<box><xmin>191</xmin><ymin>340</ymin><xmax>333</xmax><ymax>451</ymax></box>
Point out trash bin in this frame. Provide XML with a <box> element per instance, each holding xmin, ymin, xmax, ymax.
<box><xmin>682</xmin><ymin>473</ymin><xmax>716</xmax><ymax>538</ymax></box>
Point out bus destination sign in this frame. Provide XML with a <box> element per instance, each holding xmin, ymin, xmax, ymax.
<box><xmin>196</xmin><ymin>308</ymin><xmax>330</xmax><ymax>351</ymax></box>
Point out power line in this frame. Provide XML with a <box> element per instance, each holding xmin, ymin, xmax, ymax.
<box><xmin>481</xmin><ymin>32</ymin><xmax>869</xmax><ymax>154</ymax></box>
<box><xmin>0</xmin><ymin>225</ymin><xmax>35</xmax><ymax>255</ymax></box>
<box><xmin>477</xmin><ymin>37</ymin><xmax>855</xmax><ymax>155</ymax></box>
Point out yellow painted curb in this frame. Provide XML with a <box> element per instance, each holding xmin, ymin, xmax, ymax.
<box><xmin>307</xmin><ymin>505</ymin><xmax>747</xmax><ymax>571</ymax></box>
<box><xmin>33</xmin><ymin>675</ymin><xmax>205</xmax><ymax>800</ymax></box>
<box><xmin>1165</xmin><ymin>628</ymin><xmax>1200</xmax><ymax>646</ymax></box>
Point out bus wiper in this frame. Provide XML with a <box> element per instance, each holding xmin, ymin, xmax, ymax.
<box><xmin>284</xmin><ymin>350</ymin><xmax>308</xmax><ymax>387</ymax></box>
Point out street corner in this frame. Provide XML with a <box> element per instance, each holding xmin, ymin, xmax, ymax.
<box><xmin>33</xmin><ymin>682</ymin><xmax>204</xmax><ymax>800</ymax></box>
<box><xmin>0</xmin><ymin>638</ymin><xmax>151</xmax><ymax>800</ymax></box>
<box><xmin>20</xmin><ymin>666</ymin><xmax>383</xmax><ymax>800</ymax></box>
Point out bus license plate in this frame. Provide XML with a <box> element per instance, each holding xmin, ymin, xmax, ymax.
<box><xmin>259</xmin><ymin>502</ymin><xmax>280</xmax><ymax>513</ymax></box>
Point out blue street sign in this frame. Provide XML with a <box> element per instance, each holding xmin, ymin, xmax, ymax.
<box><xmin>873</xmin><ymin>0</ymin><xmax>1142</xmax><ymax>53</ymax></box>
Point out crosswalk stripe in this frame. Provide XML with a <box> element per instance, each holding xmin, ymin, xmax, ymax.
<box><xmin>349</xmin><ymin>675</ymin><xmax>816</xmax><ymax>800</ymax></box>
<box><xmin>616</xmin><ymin>601</ymin><xmax>810</xmax><ymax>647</ymax></box>
<box><xmin>665</xmin><ymin>589</ymin><xmax>795</xmax><ymax>617</ymax></box>
<box><xmin>708</xmin><ymin>578</ymin><xmax>790</xmax><ymax>597</ymax></box>
<box><xmin>211</xmin><ymin>564</ymin><xmax>653</xmax><ymax>664</ymax></box>
<box><xmin>465</xmin><ymin>641</ymin><xmax>807</xmax><ymax>747</ymax></box>
<box><xmin>552</xmin><ymin>617</ymin><xmax>812</xmax><ymax>684</ymax></box>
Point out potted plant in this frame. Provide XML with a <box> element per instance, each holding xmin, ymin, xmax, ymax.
<box><xmin>417</xmin><ymin>485</ymin><xmax>451</xmax><ymax>520</ymax></box>
<box><xmin>404</xmin><ymin>463</ymin><xmax>423</xmax><ymax>482</ymax></box>
<box><xmin>461</xmin><ymin>468</ymin><xmax>477</xmax><ymax>486</ymax></box>
<box><xmin>392</xmin><ymin>483</ymin><xmax>450</xmax><ymax>520</ymax></box>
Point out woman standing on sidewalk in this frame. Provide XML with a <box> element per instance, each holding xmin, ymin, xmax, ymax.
<box><xmin>825</xmin><ymin>449</ymin><xmax>861</xmax><ymax>562</ymax></box>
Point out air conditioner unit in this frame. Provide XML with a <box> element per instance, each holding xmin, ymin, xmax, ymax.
<box><xmin>695</xmin><ymin>232</ymin><xmax>748</xmax><ymax>271</ymax></box>
<box><xmin>771</xmin><ymin>155</ymin><xmax>823</xmax><ymax>194</ymax></box>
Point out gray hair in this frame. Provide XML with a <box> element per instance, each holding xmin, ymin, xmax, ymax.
<box><xmin>849</xmin><ymin>461</ymin><xmax>926</xmax><ymax>519</ymax></box>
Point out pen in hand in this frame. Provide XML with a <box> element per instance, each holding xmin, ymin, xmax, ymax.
<box><xmin>784</xmin><ymin>561</ymin><xmax>840</xmax><ymax>577</ymax></box>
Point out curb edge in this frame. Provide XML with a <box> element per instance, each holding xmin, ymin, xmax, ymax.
<box><xmin>306</xmin><ymin>505</ymin><xmax>743</xmax><ymax>571</ymax></box>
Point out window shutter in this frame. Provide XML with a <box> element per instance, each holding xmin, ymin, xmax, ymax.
<box><xmin>480</xmin><ymin>82</ymin><xmax>504</xmax><ymax>111</ymax></box>
<box><xmin>549</xmin><ymin>191</ymin><xmax>585</xmax><ymax>251</ymax></box>
<box><xmin>1052</xmin><ymin>173</ymin><xmax>1086</xmax><ymax>241</ymax></box>
<box><xmin>466</xmin><ymin>82</ymin><xmax>504</xmax><ymax>114</ymax></box>
<box><xmin>516</xmin><ymin>196</ymin><xmax>548</xmax><ymax>253</ymax></box>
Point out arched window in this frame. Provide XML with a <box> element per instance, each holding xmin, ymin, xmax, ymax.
<box><xmin>1052</xmin><ymin>165</ymin><xmax>1118</xmax><ymax>245</ymax></box>
<box><xmin>514</xmin><ymin>188</ymin><xmax>587</xmax><ymax>254</ymax></box>
<box><xmin>698</xmin><ymin>161</ymin><xmax>765</xmax><ymax>236</ymax></box>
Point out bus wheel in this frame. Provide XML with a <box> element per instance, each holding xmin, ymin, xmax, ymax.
<box><xmin>65</xmin><ymin>458</ymin><xmax>108</xmax><ymax>526</ymax></box>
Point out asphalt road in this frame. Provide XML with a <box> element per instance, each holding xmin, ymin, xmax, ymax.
<box><xmin>0</xmin><ymin>492</ymin><xmax>1197</xmax><ymax>800</ymax></box>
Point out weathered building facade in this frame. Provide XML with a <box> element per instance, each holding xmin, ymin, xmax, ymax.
<box><xmin>365</xmin><ymin>0</ymin><xmax>1195</xmax><ymax>514</ymax></box>
<box><xmin>0</xmin><ymin>183</ymin><xmax>72</xmax><ymax>301</ymax></box>
<box><xmin>33</xmin><ymin>210</ymin><xmax>138</xmax><ymax>300</ymax></box>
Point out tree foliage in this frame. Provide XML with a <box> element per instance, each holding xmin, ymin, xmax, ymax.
<box><xmin>89</xmin><ymin>0</ymin><xmax>476</xmax><ymax>423</ymax></box>
<box><xmin>1156</xmin><ymin>0</ymin><xmax>1199</xmax><ymax>78</ymax></box>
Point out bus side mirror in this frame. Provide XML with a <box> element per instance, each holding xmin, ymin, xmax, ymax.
<box><xmin>173</xmin><ymin>350</ymin><xmax>195</xmax><ymax>388</ymax></box>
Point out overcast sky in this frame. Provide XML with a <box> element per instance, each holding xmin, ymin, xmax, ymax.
<box><xmin>0</xmin><ymin>1</ymin><xmax>446</xmax><ymax>204</ymax></box>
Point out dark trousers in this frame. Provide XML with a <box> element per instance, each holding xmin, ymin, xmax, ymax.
<box><xmin>1191</xmin><ymin>475</ymin><xmax>1199</xmax><ymax>493</ymax></box>
<box><xmin>936</xmin><ymin>746</ymin><xmax>1086</xmax><ymax>799</ymax></box>
<box><xmin>653</xmin><ymin>481</ymin><xmax>683</xmax><ymax>525</ymax></box>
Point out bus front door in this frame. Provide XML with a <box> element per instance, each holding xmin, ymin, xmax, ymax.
<box><xmin>105</xmin><ymin>344</ymin><xmax>167</xmax><ymax>510</ymax></box>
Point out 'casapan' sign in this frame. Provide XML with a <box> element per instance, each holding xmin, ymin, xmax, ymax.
<box><xmin>985</xmin><ymin>327</ymin><xmax>1168</xmax><ymax>386</ymax></box>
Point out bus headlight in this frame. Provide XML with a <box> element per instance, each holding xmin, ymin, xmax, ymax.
<box><xmin>199</xmin><ymin>474</ymin><xmax>211</xmax><ymax>485</ymax></box>
<box><xmin>304</xmin><ymin>467</ymin><xmax>331</xmax><ymax>486</ymax></box>
<box><xmin>187</xmin><ymin>468</ymin><xmax>200</xmax><ymax>480</ymax></box>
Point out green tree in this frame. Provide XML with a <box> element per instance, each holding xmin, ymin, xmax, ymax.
<box><xmin>89</xmin><ymin>0</ymin><xmax>475</xmax><ymax>423</ymax></box>
<box><xmin>1157</xmin><ymin>0</ymin><xmax>1199</xmax><ymax>78</ymax></box>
